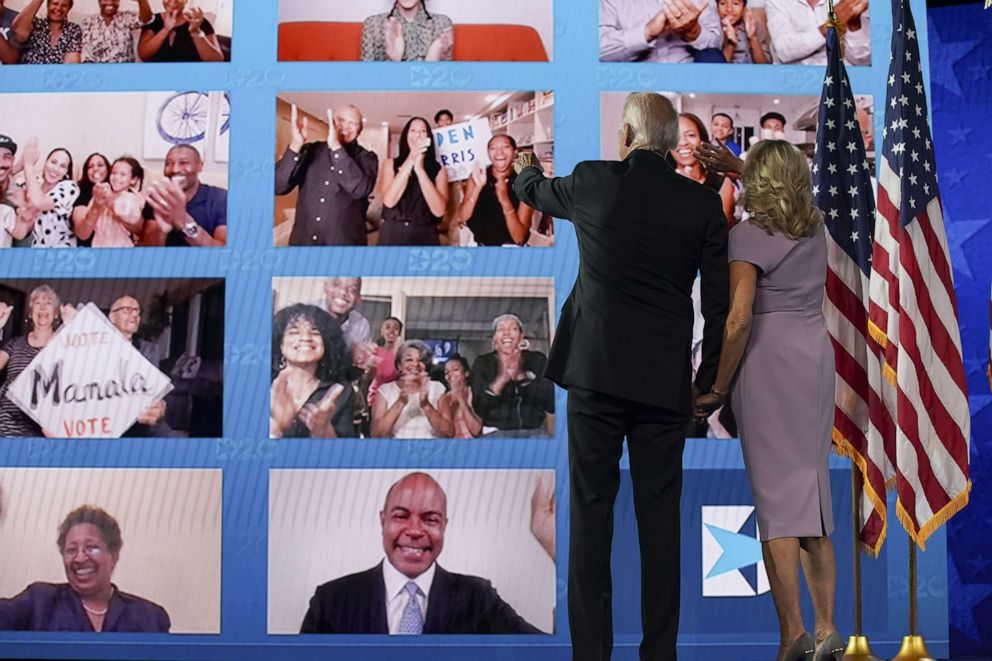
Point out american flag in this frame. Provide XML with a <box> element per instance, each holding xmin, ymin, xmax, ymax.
<box><xmin>812</xmin><ymin>25</ymin><xmax>892</xmax><ymax>554</ymax></box>
<box><xmin>867</xmin><ymin>0</ymin><xmax>971</xmax><ymax>549</ymax></box>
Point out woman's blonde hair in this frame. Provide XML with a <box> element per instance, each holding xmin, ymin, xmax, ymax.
<box><xmin>742</xmin><ymin>140</ymin><xmax>823</xmax><ymax>239</ymax></box>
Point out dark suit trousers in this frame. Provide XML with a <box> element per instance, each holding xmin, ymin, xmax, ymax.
<box><xmin>567</xmin><ymin>386</ymin><xmax>686</xmax><ymax>661</ymax></box>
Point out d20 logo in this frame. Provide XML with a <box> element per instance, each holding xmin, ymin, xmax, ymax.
<box><xmin>701</xmin><ymin>506</ymin><xmax>770</xmax><ymax>597</ymax></box>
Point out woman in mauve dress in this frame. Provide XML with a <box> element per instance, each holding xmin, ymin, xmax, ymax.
<box><xmin>694</xmin><ymin>140</ymin><xmax>844</xmax><ymax>661</ymax></box>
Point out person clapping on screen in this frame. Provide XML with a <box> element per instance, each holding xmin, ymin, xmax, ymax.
<box><xmin>469</xmin><ymin>314</ymin><xmax>554</xmax><ymax>435</ymax></box>
<box><xmin>75</xmin><ymin>157</ymin><xmax>145</xmax><ymax>247</ymax></box>
<box><xmin>138</xmin><ymin>0</ymin><xmax>222</xmax><ymax>62</ymax></box>
<box><xmin>276</xmin><ymin>105</ymin><xmax>379</xmax><ymax>247</ymax></box>
<box><xmin>370</xmin><ymin>340</ymin><xmax>454</xmax><ymax>439</ymax></box>
<box><xmin>81</xmin><ymin>0</ymin><xmax>152</xmax><ymax>63</ymax></box>
<box><xmin>361</xmin><ymin>0</ymin><xmax>453</xmax><ymax>62</ymax></box>
<box><xmin>12</xmin><ymin>0</ymin><xmax>81</xmax><ymax>64</ymax></box>
<box><xmin>379</xmin><ymin>117</ymin><xmax>449</xmax><ymax>246</ymax></box>
<box><xmin>142</xmin><ymin>145</ymin><xmax>226</xmax><ymax>247</ymax></box>
<box><xmin>18</xmin><ymin>139</ymin><xmax>79</xmax><ymax>248</ymax></box>
<box><xmin>270</xmin><ymin>304</ymin><xmax>355</xmax><ymax>439</ymax></box>
<box><xmin>458</xmin><ymin>136</ymin><xmax>535</xmax><ymax>247</ymax></box>
<box><xmin>0</xmin><ymin>506</ymin><xmax>170</xmax><ymax>631</ymax></box>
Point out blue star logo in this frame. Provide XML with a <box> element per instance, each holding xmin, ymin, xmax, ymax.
<box><xmin>704</xmin><ymin>523</ymin><xmax>764</xmax><ymax>578</ymax></box>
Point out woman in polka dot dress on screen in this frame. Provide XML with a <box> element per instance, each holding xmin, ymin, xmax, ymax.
<box><xmin>19</xmin><ymin>138</ymin><xmax>79</xmax><ymax>248</ymax></box>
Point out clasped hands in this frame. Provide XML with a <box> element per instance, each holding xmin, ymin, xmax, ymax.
<box><xmin>646</xmin><ymin>0</ymin><xmax>708</xmax><ymax>43</ymax></box>
<box><xmin>692</xmin><ymin>385</ymin><xmax>726</xmax><ymax>422</ymax></box>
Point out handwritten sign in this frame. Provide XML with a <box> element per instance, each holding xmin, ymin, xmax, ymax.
<box><xmin>433</xmin><ymin>118</ymin><xmax>493</xmax><ymax>182</ymax></box>
<box><xmin>5</xmin><ymin>303</ymin><xmax>173</xmax><ymax>438</ymax></box>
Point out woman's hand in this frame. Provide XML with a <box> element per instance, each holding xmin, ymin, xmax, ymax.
<box><xmin>693</xmin><ymin>390</ymin><xmax>725</xmax><ymax>418</ymax></box>
<box><xmin>471</xmin><ymin>161</ymin><xmax>487</xmax><ymax>188</ymax></box>
<box><xmin>93</xmin><ymin>182</ymin><xmax>112</xmax><ymax>208</ymax></box>
<box><xmin>59</xmin><ymin>304</ymin><xmax>77</xmax><ymax>326</ymax></box>
<box><xmin>384</xmin><ymin>17</ymin><xmax>405</xmax><ymax>61</ymax></box>
<box><xmin>0</xmin><ymin>302</ymin><xmax>12</xmax><ymax>329</ymax></box>
<box><xmin>20</xmin><ymin>138</ymin><xmax>40</xmax><ymax>174</ymax></box>
<box><xmin>494</xmin><ymin>173</ymin><xmax>511</xmax><ymax>202</ymax></box>
<box><xmin>185</xmin><ymin>6</ymin><xmax>204</xmax><ymax>35</ymax></box>
<box><xmin>425</xmin><ymin>27</ymin><xmax>453</xmax><ymax>61</ymax></box>
<box><xmin>299</xmin><ymin>384</ymin><xmax>345</xmax><ymax>437</ymax></box>
<box><xmin>270</xmin><ymin>370</ymin><xmax>297</xmax><ymax>435</ymax></box>
<box><xmin>162</xmin><ymin>9</ymin><xmax>179</xmax><ymax>32</ymax></box>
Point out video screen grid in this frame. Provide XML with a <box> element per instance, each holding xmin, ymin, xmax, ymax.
<box><xmin>0</xmin><ymin>0</ymin><xmax>934</xmax><ymax>659</ymax></box>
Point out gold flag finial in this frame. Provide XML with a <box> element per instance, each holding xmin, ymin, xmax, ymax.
<box><xmin>825</xmin><ymin>0</ymin><xmax>847</xmax><ymax>57</ymax></box>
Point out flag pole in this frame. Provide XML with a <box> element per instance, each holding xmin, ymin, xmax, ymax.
<box><xmin>844</xmin><ymin>466</ymin><xmax>881</xmax><ymax>660</ymax></box>
<box><xmin>889</xmin><ymin>538</ymin><xmax>936</xmax><ymax>661</ymax></box>
<box><xmin>819</xmin><ymin>2</ymin><xmax>880</xmax><ymax>659</ymax></box>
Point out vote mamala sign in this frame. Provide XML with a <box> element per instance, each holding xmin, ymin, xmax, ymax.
<box><xmin>5</xmin><ymin>303</ymin><xmax>173</xmax><ymax>438</ymax></box>
<box><xmin>433</xmin><ymin>118</ymin><xmax>493</xmax><ymax>182</ymax></box>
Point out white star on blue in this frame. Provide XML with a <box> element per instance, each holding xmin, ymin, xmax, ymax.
<box><xmin>813</xmin><ymin>27</ymin><xmax>876</xmax><ymax>276</ymax></box>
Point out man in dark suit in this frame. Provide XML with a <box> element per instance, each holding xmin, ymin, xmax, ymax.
<box><xmin>514</xmin><ymin>92</ymin><xmax>729</xmax><ymax>661</ymax></box>
<box><xmin>300</xmin><ymin>472</ymin><xmax>543</xmax><ymax>635</ymax></box>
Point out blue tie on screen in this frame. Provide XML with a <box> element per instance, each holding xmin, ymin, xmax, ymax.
<box><xmin>397</xmin><ymin>582</ymin><xmax>424</xmax><ymax>635</ymax></box>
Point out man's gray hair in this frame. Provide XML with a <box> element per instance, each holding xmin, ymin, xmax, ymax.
<box><xmin>621</xmin><ymin>93</ymin><xmax>679</xmax><ymax>154</ymax></box>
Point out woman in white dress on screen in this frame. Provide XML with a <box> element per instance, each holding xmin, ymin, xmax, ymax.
<box><xmin>371</xmin><ymin>339</ymin><xmax>454</xmax><ymax>438</ymax></box>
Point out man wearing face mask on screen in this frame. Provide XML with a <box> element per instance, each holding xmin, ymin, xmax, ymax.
<box><xmin>276</xmin><ymin>104</ymin><xmax>379</xmax><ymax>247</ymax></box>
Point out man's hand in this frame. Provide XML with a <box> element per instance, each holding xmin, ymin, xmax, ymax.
<box><xmin>530</xmin><ymin>475</ymin><xmax>556</xmax><ymax>560</ymax></box>
<box><xmin>664</xmin><ymin>0</ymin><xmax>706</xmax><ymax>40</ymax></box>
<box><xmin>644</xmin><ymin>8</ymin><xmax>668</xmax><ymax>41</ymax></box>
<box><xmin>834</xmin><ymin>0</ymin><xmax>868</xmax><ymax>31</ymax></box>
<box><xmin>146</xmin><ymin>178</ymin><xmax>188</xmax><ymax>229</ymax></box>
<box><xmin>693</xmin><ymin>141</ymin><xmax>744</xmax><ymax>176</ymax></box>
<box><xmin>384</xmin><ymin>16</ymin><xmax>405</xmax><ymax>61</ymax></box>
<box><xmin>513</xmin><ymin>151</ymin><xmax>542</xmax><ymax>175</ymax></box>
<box><xmin>137</xmin><ymin>399</ymin><xmax>167</xmax><ymax>426</ymax></box>
<box><xmin>721</xmin><ymin>15</ymin><xmax>737</xmax><ymax>43</ymax></box>
<box><xmin>326</xmin><ymin>108</ymin><xmax>341</xmax><ymax>150</ymax></box>
<box><xmin>744</xmin><ymin>9</ymin><xmax>759</xmax><ymax>40</ymax></box>
<box><xmin>289</xmin><ymin>103</ymin><xmax>308</xmax><ymax>153</ymax></box>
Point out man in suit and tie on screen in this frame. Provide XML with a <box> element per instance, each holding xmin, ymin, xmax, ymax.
<box><xmin>513</xmin><ymin>92</ymin><xmax>729</xmax><ymax>661</ymax></box>
<box><xmin>300</xmin><ymin>471</ymin><xmax>547</xmax><ymax>635</ymax></box>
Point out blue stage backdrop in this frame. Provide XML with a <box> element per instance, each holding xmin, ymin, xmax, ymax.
<box><xmin>928</xmin><ymin>1</ymin><xmax>992</xmax><ymax>658</ymax></box>
<box><xmin>0</xmin><ymin>0</ymin><xmax>987</xmax><ymax>658</ymax></box>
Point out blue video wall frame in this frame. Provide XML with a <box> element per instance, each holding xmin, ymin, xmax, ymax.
<box><xmin>0</xmin><ymin>0</ymin><xmax>972</xmax><ymax>658</ymax></box>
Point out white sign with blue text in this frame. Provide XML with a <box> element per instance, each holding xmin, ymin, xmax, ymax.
<box><xmin>433</xmin><ymin>118</ymin><xmax>493</xmax><ymax>182</ymax></box>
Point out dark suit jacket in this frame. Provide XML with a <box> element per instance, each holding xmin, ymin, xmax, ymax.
<box><xmin>299</xmin><ymin>562</ymin><xmax>541</xmax><ymax>634</ymax></box>
<box><xmin>514</xmin><ymin>150</ymin><xmax>729</xmax><ymax>412</ymax></box>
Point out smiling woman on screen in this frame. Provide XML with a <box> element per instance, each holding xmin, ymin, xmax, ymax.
<box><xmin>0</xmin><ymin>506</ymin><xmax>170</xmax><ymax>632</ymax></box>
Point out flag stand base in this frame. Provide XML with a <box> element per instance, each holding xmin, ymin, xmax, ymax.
<box><xmin>888</xmin><ymin>635</ymin><xmax>936</xmax><ymax>660</ymax></box>
<box><xmin>843</xmin><ymin>634</ymin><xmax>882</xmax><ymax>660</ymax></box>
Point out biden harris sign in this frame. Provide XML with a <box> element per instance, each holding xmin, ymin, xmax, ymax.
<box><xmin>5</xmin><ymin>303</ymin><xmax>173</xmax><ymax>438</ymax></box>
<box><xmin>434</xmin><ymin>118</ymin><xmax>493</xmax><ymax>182</ymax></box>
